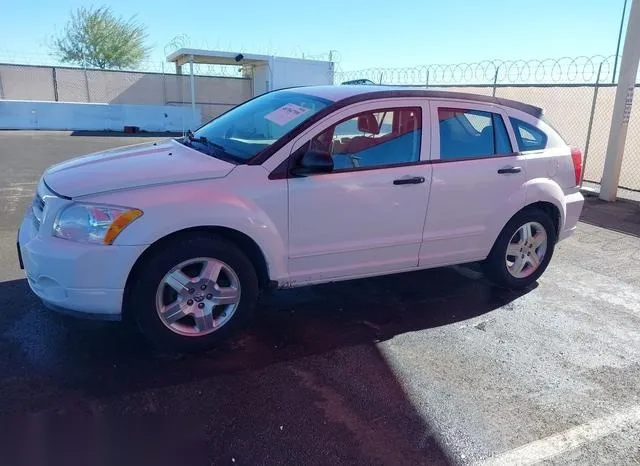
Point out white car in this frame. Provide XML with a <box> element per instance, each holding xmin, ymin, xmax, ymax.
<box><xmin>17</xmin><ymin>86</ymin><xmax>585</xmax><ymax>352</ymax></box>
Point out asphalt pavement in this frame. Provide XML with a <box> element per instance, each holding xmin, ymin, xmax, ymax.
<box><xmin>0</xmin><ymin>131</ymin><xmax>639</xmax><ymax>466</ymax></box>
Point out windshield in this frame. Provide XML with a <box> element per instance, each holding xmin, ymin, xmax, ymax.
<box><xmin>186</xmin><ymin>90</ymin><xmax>332</xmax><ymax>161</ymax></box>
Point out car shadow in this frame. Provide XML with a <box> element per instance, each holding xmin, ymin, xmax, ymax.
<box><xmin>0</xmin><ymin>265</ymin><xmax>531</xmax><ymax>394</ymax></box>
<box><xmin>0</xmin><ymin>266</ymin><xmax>533</xmax><ymax>465</ymax></box>
<box><xmin>579</xmin><ymin>192</ymin><xmax>640</xmax><ymax>238</ymax></box>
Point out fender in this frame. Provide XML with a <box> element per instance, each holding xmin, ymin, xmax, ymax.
<box><xmin>81</xmin><ymin>176</ymin><xmax>289</xmax><ymax>283</ymax></box>
<box><xmin>487</xmin><ymin>177</ymin><xmax>566</xmax><ymax>250</ymax></box>
<box><xmin>523</xmin><ymin>177</ymin><xmax>567</xmax><ymax>230</ymax></box>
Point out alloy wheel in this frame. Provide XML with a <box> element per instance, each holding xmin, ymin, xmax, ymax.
<box><xmin>155</xmin><ymin>257</ymin><xmax>241</xmax><ymax>337</ymax></box>
<box><xmin>505</xmin><ymin>221</ymin><xmax>548</xmax><ymax>279</ymax></box>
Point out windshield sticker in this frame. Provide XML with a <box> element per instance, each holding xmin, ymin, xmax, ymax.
<box><xmin>264</xmin><ymin>104</ymin><xmax>310</xmax><ymax>126</ymax></box>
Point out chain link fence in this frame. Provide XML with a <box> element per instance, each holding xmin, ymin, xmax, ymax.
<box><xmin>2</xmin><ymin>51</ymin><xmax>640</xmax><ymax>192</ymax></box>
<box><xmin>0</xmin><ymin>62</ymin><xmax>252</xmax><ymax>125</ymax></box>
<box><xmin>336</xmin><ymin>56</ymin><xmax>640</xmax><ymax>193</ymax></box>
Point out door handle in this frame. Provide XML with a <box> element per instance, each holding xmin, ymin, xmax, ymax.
<box><xmin>393</xmin><ymin>176</ymin><xmax>425</xmax><ymax>185</ymax></box>
<box><xmin>497</xmin><ymin>166</ymin><xmax>522</xmax><ymax>174</ymax></box>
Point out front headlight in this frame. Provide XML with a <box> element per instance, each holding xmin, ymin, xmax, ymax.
<box><xmin>53</xmin><ymin>203</ymin><xmax>143</xmax><ymax>245</ymax></box>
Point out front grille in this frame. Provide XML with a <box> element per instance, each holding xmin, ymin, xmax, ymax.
<box><xmin>32</xmin><ymin>193</ymin><xmax>45</xmax><ymax>231</ymax></box>
<box><xmin>35</xmin><ymin>193</ymin><xmax>45</xmax><ymax>211</ymax></box>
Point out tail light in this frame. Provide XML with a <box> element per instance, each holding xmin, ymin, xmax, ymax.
<box><xmin>571</xmin><ymin>147</ymin><xmax>583</xmax><ymax>186</ymax></box>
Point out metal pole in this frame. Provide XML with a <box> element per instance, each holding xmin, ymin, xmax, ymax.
<box><xmin>425</xmin><ymin>69</ymin><xmax>429</xmax><ymax>88</ymax></box>
<box><xmin>600</xmin><ymin>0</ymin><xmax>640</xmax><ymax>201</ymax></box>
<box><xmin>161</xmin><ymin>62</ymin><xmax>166</xmax><ymax>105</ymax></box>
<box><xmin>84</xmin><ymin>68</ymin><xmax>91</xmax><ymax>102</ymax></box>
<box><xmin>492</xmin><ymin>65</ymin><xmax>500</xmax><ymax>97</ymax></box>
<box><xmin>189</xmin><ymin>57</ymin><xmax>196</xmax><ymax>129</ymax></box>
<box><xmin>82</xmin><ymin>51</ymin><xmax>90</xmax><ymax>102</ymax></box>
<box><xmin>379</xmin><ymin>72</ymin><xmax>383</xmax><ymax>85</ymax></box>
<box><xmin>613</xmin><ymin>0</ymin><xmax>629</xmax><ymax>83</ymax></box>
<box><xmin>52</xmin><ymin>67</ymin><xmax>59</xmax><ymax>102</ymax></box>
<box><xmin>581</xmin><ymin>62</ymin><xmax>603</xmax><ymax>186</ymax></box>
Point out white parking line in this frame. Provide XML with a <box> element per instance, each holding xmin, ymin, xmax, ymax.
<box><xmin>477</xmin><ymin>405</ymin><xmax>640</xmax><ymax>466</ymax></box>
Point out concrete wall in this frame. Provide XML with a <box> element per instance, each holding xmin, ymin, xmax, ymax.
<box><xmin>1</xmin><ymin>63</ymin><xmax>638</xmax><ymax>190</ymax></box>
<box><xmin>0</xmin><ymin>63</ymin><xmax>252</xmax><ymax>123</ymax></box>
<box><xmin>165</xmin><ymin>74</ymin><xmax>252</xmax><ymax>124</ymax></box>
<box><xmin>0</xmin><ymin>64</ymin><xmax>55</xmax><ymax>101</ymax></box>
<box><xmin>0</xmin><ymin>100</ymin><xmax>200</xmax><ymax>132</ymax></box>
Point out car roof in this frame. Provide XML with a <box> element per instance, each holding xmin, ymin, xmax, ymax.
<box><xmin>291</xmin><ymin>85</ymin><xmax>544</xmax><ymax>119</ymax></box>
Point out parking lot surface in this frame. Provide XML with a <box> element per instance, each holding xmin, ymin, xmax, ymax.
<box><xmin>1</xmin><ymin>131</ymin><xmax>639</xmax><ymax>466</ymax></box>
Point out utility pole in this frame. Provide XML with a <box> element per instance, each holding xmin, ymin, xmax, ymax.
<box><xmin>612</xmin><ymin>0</ymin><xmax>629</xmax><ymax>83</ymax></box>
<box><xmin>600</xmin><ymin>0</ymin><xmax>640</xmax><ymax>201</ymax></box>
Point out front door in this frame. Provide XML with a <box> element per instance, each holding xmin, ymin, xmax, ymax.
<box><xmin>419</xmin><ymin>100</ymin><xmax>527</xmax><ymax>267</ymax></box>
<box><xmin>286</xmin><ymin>100</ymin><xmax>432</xmax><ymax>284</ymax></box>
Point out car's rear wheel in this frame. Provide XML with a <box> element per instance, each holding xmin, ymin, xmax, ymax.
<box><xmin>484</xmin><ymin>208</ymin><xmax>557</xmax><ymax>289</ymax></box>
<box><xmin>128</xmin><ymin>232</ymin><xmax>258</xmax><ymax>352</ymax></box>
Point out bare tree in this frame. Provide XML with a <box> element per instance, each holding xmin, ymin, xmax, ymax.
<box><xmin>51</xmin><ymin>6</ymin><xmax>151</xmax><ymax>70</ymax></box>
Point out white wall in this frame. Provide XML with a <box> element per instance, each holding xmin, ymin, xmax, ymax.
<box><xmin>252</xmin><ymin>57</ymin><xmax>334</xmax><ymax>96</ymax></box>
<box><xmin>0</xmin><ymin>100</ymin><xmax>201</xmax><ymax>132</ymax></box>
<box><xmin>271</xmin><ymin>57</ymin><xmax>334</xmax><ymax>90</ymax></box>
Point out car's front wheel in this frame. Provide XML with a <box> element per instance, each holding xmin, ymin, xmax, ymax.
<box><xmin>128</xmin><ymin>232</ymin><xmax>259</xmax><ymax>352</ymax></box>
<box><xmin>484</xmin><ymin>208</ymin><xmax>557</xmax><ymax>289</ymax></box>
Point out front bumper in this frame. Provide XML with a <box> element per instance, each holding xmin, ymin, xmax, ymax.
<box><xmin>18</xmin><ymin>213</ymin><xmax>147</xmax><ymax>319</ymax></box>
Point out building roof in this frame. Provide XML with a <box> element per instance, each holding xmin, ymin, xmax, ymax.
<box><xmin>166</xmin><ymin>48</ymin><xmax>272</xmax><ymax>67</ymax></box>
<box><xmin>166</xmin><ymin>48</ymin><xmax>330</xmax><ymax>67</ymax></box>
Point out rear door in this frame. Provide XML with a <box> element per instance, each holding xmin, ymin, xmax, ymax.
<box><xmin>419</xmin><ymin>100</ymin><xmax>526</xmax><ymax>267</ymax></box>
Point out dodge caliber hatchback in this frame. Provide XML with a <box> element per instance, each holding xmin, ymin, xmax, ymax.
<box><xmin>18</xmin><ymin>86</ymin><xmax>585</xmax><ymax>352</ymax></box>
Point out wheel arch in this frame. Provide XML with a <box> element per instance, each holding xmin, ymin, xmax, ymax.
<box><xmin>123</xmin><ymin>226</ymin><xmax>272</xmax><ymax>319</ymax></box>
<box><xmin>521</xmin><ymin>201</ymin><xmax>561</xmax><ymax>237</ymax></box>
<box><xmin>489</xmin><ymin>200</ymin><xmax>562</xmax><ymax>259</ymax></box>
<box><xmin>483</xmin><ymin>200</ymin><xmax>560</xmax><ymax>289</ymax></box>
<box><xmin>522</xmin><ymin>178</ymin><xmax>567</xmax><ymax>237</ymax></box>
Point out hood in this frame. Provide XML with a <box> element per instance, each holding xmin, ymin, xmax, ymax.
<box><xmin>43</xmin><ymin>139</ymin><xmax>236</xmax><ymax>198</ymax></box>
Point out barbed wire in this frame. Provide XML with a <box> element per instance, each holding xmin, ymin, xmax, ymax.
<box><xmin>336</xmin><ymin>56</ymin><xmax>623</xmax><ymax>85</ymax></box>
<box><xmin>1</xmin><ymin>46</ymin><xmax>631</xmax><ymax>84</ymax></box>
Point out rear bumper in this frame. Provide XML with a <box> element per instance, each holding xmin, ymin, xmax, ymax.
<box><xmin>559</xmin><ymin>191</ymin><xmax>585</xmax><ymax>241</ymax></box>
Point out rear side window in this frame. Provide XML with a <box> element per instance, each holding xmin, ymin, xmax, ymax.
<box><xmin>509</xmin><ymin>117</ymin><xmax>548</xmax><ymax>151</ymax></box>
<box><xmin>438</xmin><ymin>108</ymin><xmax>513</xmax><ymax>160</ymax></box>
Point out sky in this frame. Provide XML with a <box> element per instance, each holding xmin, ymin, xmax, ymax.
<box><xmin>0</xmin><ymin>0</ymin><xmax>630</xmax><ymax>71</ymax></box>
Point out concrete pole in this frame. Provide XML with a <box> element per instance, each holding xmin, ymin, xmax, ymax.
<box><xmin>600</xmin><ymin>0</ymin><xmax>640</xmax><ymax>201</ymax></box>
<box><xmin>612</xmin><ymin>0</ymin><xmax>629</xmax><ymax>83</ymax></box>
<box><xmin>189</xmin><ymin>57</ymin><xmax>196</xmax><ymax>129</ymax></box>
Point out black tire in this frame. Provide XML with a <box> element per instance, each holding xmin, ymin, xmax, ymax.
<box><xmin>128</xmin><ymin>232</ymin><xmax>259</xmax><ymax>353</ymax></box>
<box><xmin>483</xmin><ymin>208</ymin><xmax>557</xmax><ymax>290</ymax></box>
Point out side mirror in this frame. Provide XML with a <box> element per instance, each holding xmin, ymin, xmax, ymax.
<box><xmin>292</xmin><ymin>150</ymin><xmax>334</xmax><ymax>176</ymax></box>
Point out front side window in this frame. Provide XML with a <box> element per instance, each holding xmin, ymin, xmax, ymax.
<box><xmin>509</xmin><ymin>117</ymin><xmax>548</xmax><ymax>151</ymax></box>
<box><xmin>307</xmin><ymin>107</ymin><xmax>422</xmax><ymax>171</ymax></box>
<box><xmin>184</xmin><ymin>90</ymin><xmax>332</xmax><ymax>161</ymax></box>
<box><xmin>438</xmin><ymin>108</ymin><xmax>513</xmax><ymax>160</ymax></box>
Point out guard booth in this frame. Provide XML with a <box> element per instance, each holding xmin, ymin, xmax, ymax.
<box><xmin>166</xmin><ymin>48</ymin><xmax>335</xmax><ymax>126</ymax></box>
